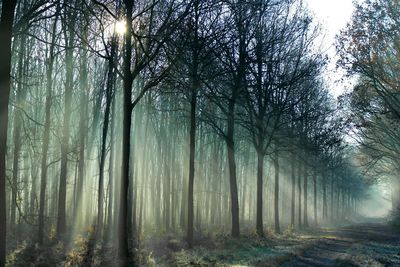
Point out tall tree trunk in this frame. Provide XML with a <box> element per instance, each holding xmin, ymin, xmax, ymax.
<box><xmin>97</xmin><ymin>73</ymin><xmax>111</xmax><ymax>238</ymax></box>
<box><xmin>38</xmin><ymin>12</ymin><xmax>58</xmax><ymax>245</ymax></box>
<box><xmin>160</xmin><ymin>113</ymin><xmax>171</xmax><ymax>231</ymax></box>
<box><xmin>164</xmin><ymin>148</ymin><xmax>171</xmax><ymax>231</ymax></box>
<box><xmin>256</xmin><ymin>148</ymin><xmax>264</xmax><ymax>236</ymax></box>
<box><xmin>210</xmin><ymin>141</ymin><xmax>219</xmax><ymax>226</ymax></box>
<box><xmin>187</xmin><ymin>86</ymin><xmax>197</xmax><ymax>248</ymax></box>
<box><xmin>274</xmin><ymin>151</ymin><xmax>280</xmax><ymax>233</ymax></box>
<box><xmin>98</xmin><ymin>39</ymin><xmax>116</xmax><ymax>239</ymax></box>
<box><xmin>0</xmin><ymin>1</ymin><xmax>17</xmax><ymax>265</ymax></box>
<box><xmin>73</xmin><ymin>4</ymin><xmax>88</xmax><ymax>227</ymax></box>
<box><xmin>105</xmin><ymin>79</ymin><xmax>116</xmax><ymax>242</ymax></box>
<box><xmin>226</xmin><ymin>98</ymin><xmax>239</xmax><ymax>237</ymax></box>
<box><xmin>180</xmin><ymin>158</ymin><xmax>187</xmax><ymax>229</ymax></box>
<box><xmin>330</xmin><ymin>176</ymin><xmax>334</xmax><ymax>222</ymax></box>
<box><xmin>313</xmin><ymin>168</ymin><xmax>317</xmax><ymax>225</ymax></box>
<box><xmin>138</xmin><ymin>107</ymin><xmax>150</xmax><ymax>239</ymax></box>
<box><xmin>118</xmin><ymin>1</ymin><xmax>134</xmax><ymax>264</ymax></box>
<box><xmin>241</xmin><ymin>165</ymin><xmax>246</xmax><ymax>223</ymax></box>
<box><xmin>138</xmin><ymin>175</ymin><xmax>144</xmax><ymax>244</ymax></box>
<box><xmin>57</xmin><ymin>7</ymin><xmax>76</xmax><ymax>238</ymax></box>
<box><xmin>322</xmin><ymin>173</ymin><xmax>327</xmax><ymax>220</ymax></box>
<box><xmin>11</xmin><ymin>31</ymin><xmax>27</xmax><ymax>234</ymax></box>
<box><xmin>303</xmin><ymin>162</ymin><xmax>308</xmax><ymax>227</ymax></box>
<box><xmin>298</xmin><ymin>163</ymin><xmax>302</xmax><ymax>228</ymax></box>
<box><xmin>291</xmin><ymin>154</ymin><xmax>295</xmax><ymax>227</ymax></box>
<box><xmin>187</xmin><ymin>3</ymin><xmax>200</xmax><ymax>246</ymax></box>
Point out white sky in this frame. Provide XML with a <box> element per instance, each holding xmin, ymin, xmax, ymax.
<box><xmin>304</xmin><ymin>0</ymin><xmax>358</xmax><ymax>98</ymax></box>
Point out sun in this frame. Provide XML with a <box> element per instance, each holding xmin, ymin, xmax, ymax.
<box><xmin>114</xmin><ymin>20</ymin><xmax>126</xmax><ymax>35</ymax></box>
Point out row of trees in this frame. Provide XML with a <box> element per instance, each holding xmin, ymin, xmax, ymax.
<box><xmin>0</xmin><ymin>0</ymin><xmax>369</xmax><ymax>265</ymax></box>
<box><xmin>338</xmin><ymin>0</ymin><xmax>400</xmax><ymax>217</ymax></box>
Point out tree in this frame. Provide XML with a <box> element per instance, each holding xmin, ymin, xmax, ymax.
<box><xmin>38</xmin><ymin>3</ymin><xmax>60</xmax><ymax>245</ymax></box>
<box><xmin>243</xmin><ymin>0</ymin><xmax>319</xmax><ymax>235</ymax></box>
<box><xmin>97</xmin><ymin>29</ymin><xmax>118</xmax><ymax>240</ymax></box>
<box><xmin>0</xmin><ymin>0</ymin><xmax>18</xmax><ymax>265</ymax></box>
<box><xmin>73</xmin><ymin>0</ymin><xmax>89</xmax><ymax>230</ymax></box>
<box><xmin>203</xmin><ymin>0</ymin><xmax>253</xmax><ymax>238</ymax></box>
<box><xmin>56</xmin><ymin>2</ymin><xmax>77</xmax><ymax>238</ymax></box>
<box><xmin>117</xmin><ymin>0</ymin><xmax>190</xmax><ymax>263</ymax></box>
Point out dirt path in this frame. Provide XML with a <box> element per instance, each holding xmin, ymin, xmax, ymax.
<box><xmin>282</xmin><ymin>223</ymin><xmax>400</xmax><ymax>266</ymax></box>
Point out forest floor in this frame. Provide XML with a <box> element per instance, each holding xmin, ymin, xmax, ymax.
<box><xmin>153</xmin><ymin>220</ymin><xmax>400</xmax><ymax>266</ymax></box>
<box><xmin>5</xmin><ymin>219</ymin><xmax>400</xmax><ymax>266</ymax></box>
<box><xmin>281</xmin><ymin>222</ymin><xmax>400</xmax><ymax>267</ymax></box>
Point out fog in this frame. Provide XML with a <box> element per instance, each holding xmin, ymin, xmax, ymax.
<box><xmin>0</xmin><ymin>0</ymin><xmax>399</xmax><ymax>266</ymax></box>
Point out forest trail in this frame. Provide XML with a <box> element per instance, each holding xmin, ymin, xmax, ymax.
<box><xmin>282</xmin><ymin>222</ymin><xmax>400</xmax><ymax>266</ymax></box>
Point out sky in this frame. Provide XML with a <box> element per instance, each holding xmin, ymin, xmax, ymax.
<box><xmin>304</xmin><ymin>0</ymin><xmax>357</xmax><ymax>98</ymax></box>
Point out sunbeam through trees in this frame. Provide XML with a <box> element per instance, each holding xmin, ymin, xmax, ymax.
<box><xmin>0</xmin><ymin>0</ymin><xmax>399</xmax><ymax>266</ymax></box>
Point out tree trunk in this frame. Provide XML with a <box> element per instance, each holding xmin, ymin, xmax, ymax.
<box><xmin>313</xmin><ymin>168</ymin><xmax>317</xmax><ymax>225</ymax></box>
<box><xmin>187</xmin><ymin>5</ymin><xmax>200</xmax><ymax>246</ymax></box>
<box><xmin>160</xmin><ymin>113</ymin><xmax>171</xmax><ymax>231</ymax></box>
<box><xmin>291</xmin><ymin>154</ymin><xmax>296</xmax><ymax>227</ymax></box>
<box><xmin>164</xmin><ymin>145</ymin><xmax>171</xmax><ymax>231</ymax></box>
<box><xmin>274</xmin><ymin>151</ymin><xmax>280</xmax><ymax>233</ymax></box>
<box><xmin>298</xmin><ymin>163</ymin><xmax>302</xmax><ymax>228</ymax></box>
<box><xmin>187</xmin><ymin>86</ymin><xmax>197</xmax><ymax>248</ymax></box>
<box><xmin>330</xmin><ymin>176</ymin><xmax>334</xmax><ymax>222</ymax></box>
<box><xmin>303</xmin><ymin>162</ymin><xmax>308</xmax><ymax>227</ymax></box>
<box><xmin>98</xmin><ymin>57</ymin><xmax>114</xmax><ymax>239</ymax></box>
<box><xmin>57</xmin><ymin>7</ymin><xmax>76</xmax><ymax>238</ymax></box>
<box><xmin>118</xmin><ymin>0</ymin><xmax>134</xmax><ymax>263</ymax></box>
<box><xmin>11</xmin><ymin>31</ymin><xmax>27</xmax><ymax>234</ymax></box>
<box><xmin>105</xmin><ymin>87</ymin><xmax>116</xmax><ymax>242</ymax></box>
<box><xmin>38</xmin><ymin>12</ymin><xmax>58</xmax><ymax>244</ymax></box>
<box><xmin>226</xmin><ymin>99</ymin><xmax>239</xmax><ymax>237</ymax></box>
<box><xmin>0</xmin><ymin>0</ymin><xmax>17</xmax><ymax>265</ymax></box>
<box><xmin>256</xmin><ymin>149</ymin><xmax>264</xmax><ymax>236</ymax></box>
<box><xmin>322</xmin><ymin>173</ymin><xmax>327</xmax><ymax>220</ymax></box>
<box><xmin>73</xmin><ymin>8</ymin><xmax>88</xmax><ymax>228</ymax></box>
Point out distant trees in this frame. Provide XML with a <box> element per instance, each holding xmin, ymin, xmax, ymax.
<box><xmin>338</xmin><ymin>0</ymin><xmax>400</xmax><ymax>217</ymax></box>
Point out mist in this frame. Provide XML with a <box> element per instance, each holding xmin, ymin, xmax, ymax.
<box><xmin>0</xmin><ymin>0</ymin><xmax>399</xmax><ymax>266</ymax></box>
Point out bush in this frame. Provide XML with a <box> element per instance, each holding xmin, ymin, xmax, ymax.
<box><xmin>6</xmin><ymin>241</ymin><xmax>64</xmax><ymax>267</ymax></box>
